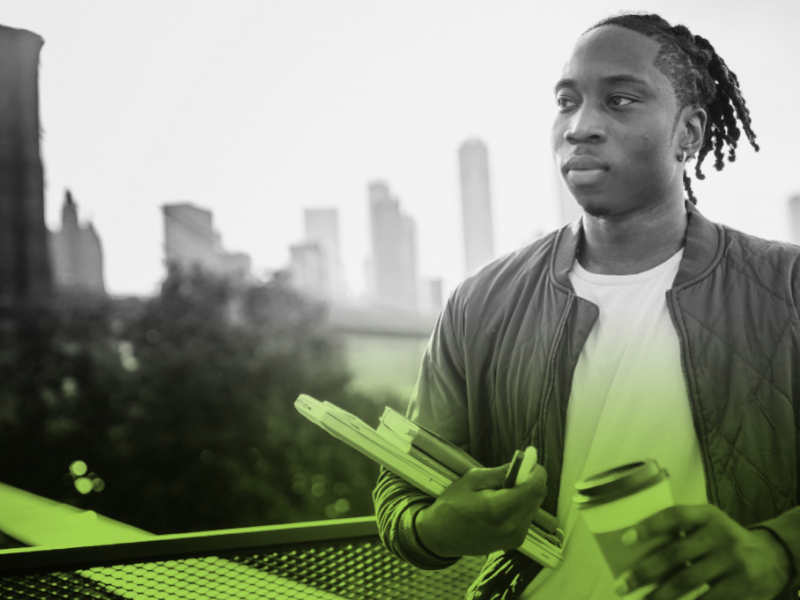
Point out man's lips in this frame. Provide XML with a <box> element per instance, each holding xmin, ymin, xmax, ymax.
<box><xmin>563</xmin><ymin>156</ymin><xmax>609</xmax><ymax>172</ymax></box>
<box><xmin>563</xmin><ymin>156</ymin><xmax>609</xmax><ymax>186</ymax></box>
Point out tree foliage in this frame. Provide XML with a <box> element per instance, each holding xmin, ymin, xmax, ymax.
<box><xmin>0</xmin><ymin>267</ymin><xmax>404</xmax><ymax>535</ymax></box>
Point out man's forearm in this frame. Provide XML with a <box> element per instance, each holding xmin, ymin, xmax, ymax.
<box><xmin>372</xmin><ymin>466</ymin><xmax>461</xmax><ymax>570</ymax></box>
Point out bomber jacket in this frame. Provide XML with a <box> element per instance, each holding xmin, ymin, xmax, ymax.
<box><xmin>373</xmin><ymin>202</ymin><xmax>800</xmax><ymax>599</ymax></box>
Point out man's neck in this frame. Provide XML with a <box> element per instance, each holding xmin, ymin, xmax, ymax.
<box><xmin>577</xmin><ymin>199</ymin><xmax>688</xmax><ymax>276</ymax></box>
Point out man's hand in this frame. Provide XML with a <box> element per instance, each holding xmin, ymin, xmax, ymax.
<box><xmin>415</xmin><ymin>463</ymin><xmax>548</xmax><ymax>558</ymax></box>
<box><xmin>613</xmin><ymin>505</ymin><xmax>792</xmax><ymax>600</ymax></box>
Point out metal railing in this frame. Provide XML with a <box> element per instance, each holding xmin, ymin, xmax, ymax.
<box><xmin>0</xmin><ymin>516</ymin><xmax>484</xmax><ymax>599</ymax></box>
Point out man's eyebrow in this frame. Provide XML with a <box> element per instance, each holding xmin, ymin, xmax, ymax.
<box><xmin>554</xmin><ymin>75</ymin><xmax>652</xmax><ymax>94</ymax></box>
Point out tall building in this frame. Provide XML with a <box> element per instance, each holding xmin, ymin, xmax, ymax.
<box><xmin>789</xmin><ymin>195</ymin><xmax>800</xmax><ymax>245</ymax></box>
<box><xmin>304</xmin><ymin>208</ymin><xmax>346</xmax><ymax>299</ymax></box>
<box><xmin>459</xmin><ymin>139</ymin><xmax>495</xmax><ymax>274</ymax></box>
<box><xmin>368</xmin><ymin>181</ymin><xmax>418</xmax><ymax>310</ymax></box>
<box><xmin>556</xmin><ymin>167</ymin><xmax>583</xmax><ymax>226</ymax></box>
<box><xmin>162</xmin><ymin>203</ymin><xmax>251</xmax><ymax>280</ymax></box>
<box><xmin>49</xmin><ymin>190</ymin><xmax>105</xmax><ymax>294</ymax></box>
<box><xmin>288</xmin><ymin>242</ymin><xmax>326</xmax><ymax>298</ymax></box>
<box><xmin>419</xmin><ymin>277</ymin><xmax>444</xmax><ymax>315</ymax></box>
<box><xmin>0</xmin><ymin>25</ymin><xmax>52</xmax><ymax>343</ymax></box>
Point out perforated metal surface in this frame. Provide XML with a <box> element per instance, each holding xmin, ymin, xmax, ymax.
<box><xmin>1</xmin><ymin>537</ymin><xmax>484</xmax><ymax>599</ymax></box>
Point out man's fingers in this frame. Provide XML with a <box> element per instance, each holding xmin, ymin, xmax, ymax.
<box><xmin>624</xmin><ymin>504</ymin><xmax>713</xmax><ymax>545</ymax></box>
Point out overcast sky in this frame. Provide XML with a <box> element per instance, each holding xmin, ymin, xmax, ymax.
<box><xmin>3</xmin><ymin>0</ymin><xmax>799</xmax><ymax>298</ymax></box>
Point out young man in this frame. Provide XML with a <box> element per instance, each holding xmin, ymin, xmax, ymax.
<box><xmin>373</xmin><ymin>13</ymin><xmax>800</xmax><ymax>600</ymax></box>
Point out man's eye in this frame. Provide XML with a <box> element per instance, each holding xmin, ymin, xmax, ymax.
<box><xmin>609</xmin><ymin>95</ymin><xmax>635</xmax><ymax>107</ymax></box>
<box><xmin>557</xmin><ymin>96</ymin><xmax>577</xmax><ymax>109</ymax></box>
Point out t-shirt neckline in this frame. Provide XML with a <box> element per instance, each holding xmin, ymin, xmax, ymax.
<box><xmin>571</xmin><ymin>248</ymin><xmax>684</xmax><ymax>285</ymax></box>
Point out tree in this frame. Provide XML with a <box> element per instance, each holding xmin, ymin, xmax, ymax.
<box><xmin>0</xmin><ymin>267</ymin><xmax>405</xmax><ymax>535</ymax></box>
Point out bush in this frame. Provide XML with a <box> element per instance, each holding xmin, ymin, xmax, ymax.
<box><xmin>0</xmin><ymin>267</ymin><xmax>406</xmax><ymax>534</ymax></box>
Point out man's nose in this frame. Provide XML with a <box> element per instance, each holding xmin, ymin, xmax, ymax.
<box><xmin>564</xmin><ymin>104</ymin><xmax>606</xmax><ymax>144</ymax></box>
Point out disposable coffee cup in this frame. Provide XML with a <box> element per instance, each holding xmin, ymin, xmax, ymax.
<box><xmin>574</xmin><ymin>460</ymin><xmax>708</xmax><ymax>600</ymax></box>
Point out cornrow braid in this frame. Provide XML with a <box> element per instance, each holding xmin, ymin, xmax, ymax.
<box><xmin>588</xmin><ymin>13</ymin><xmax>759</xmax><ymax>204</ymax></box>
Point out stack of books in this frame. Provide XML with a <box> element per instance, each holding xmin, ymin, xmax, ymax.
<box><xmin>294</xmin><ymin>394</ymin><xmax>563</xmax><ymax>569</ymax></box>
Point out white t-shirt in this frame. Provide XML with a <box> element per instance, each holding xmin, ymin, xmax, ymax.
<box><xmin>521</xmin><ymin>249</ymin><xmax>708</xmax><ymax>599</ymax></box>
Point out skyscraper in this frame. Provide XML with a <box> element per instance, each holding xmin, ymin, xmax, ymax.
<box><xmin>459</xmin><ymin>139</ymin><xmax>495</xmax><ymax>274</ymax></box>
<box><xmin>162</xmin><ymin>202</ymin><xmax>251</xmax><ymax>281</ymax></box>
<box><xmin>49</xmin><ymin>190</ymin><xmax>105</xmax><ymax>294</ymax></box>
<box><xmin>555</xmin><ymin>166</ymin><xmax>583</xmax><ymax>226</ymax></box>
<box><xmin>304</xmin><ymin>208</ymin><xmax>346</xmax><ymax>300</ymax></box>
<box><xmin>163</xmin><ymin>203</ymin><xmax>219</xmax><ymax>272</ymax></box>
<box><xmin>368</xmin><ymin>181</ymin><xmax>418</xmax><ymax>310</ymax></box>
<box><xmin>289</xmin><ymin>242</ymin><xmax>326</xmax><ymax>298</ymax></box>
<box><xmin>0</xmin><ymin>25</ymin><xmax>52</xmax><ymax>343</ymax></box>
<box><xmin>789</xmin><ymin>195</ymin><xmax>800</xmax><ymax>245</ymax></box>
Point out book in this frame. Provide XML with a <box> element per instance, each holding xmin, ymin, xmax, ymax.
<box><xmin>295</xmin><ymin>394</ymin><xmax>563</xmax><ymax>570</ymax></box>
<box><xmin>381</xmin><ymin>406</ymin><xmax>561</xmax><ymax>536</ymax></box>
<box><xmin>379</xmin><ymin>406</ymin><xmax>482</xmax><ymax>476</ymax></box>
<box><xmin>376</xmin><ymin>423</ymin><xmax>461</xmax><ymax>481</ymax></box>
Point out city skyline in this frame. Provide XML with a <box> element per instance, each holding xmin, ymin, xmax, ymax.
<box><xmin>2</xmin><ymin>2</ymin><xmax>798</xmax><ymax>299</ymax></box>
<box><xmin>459</xmin><ymin>139</ymin><xmax>496</xmax><ymax>274</ymax></box>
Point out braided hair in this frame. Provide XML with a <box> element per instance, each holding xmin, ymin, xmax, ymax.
<box><xmin>588</xmin><ymin>13</ymin><xmax>759</xmax><ymax>204</ymax></box>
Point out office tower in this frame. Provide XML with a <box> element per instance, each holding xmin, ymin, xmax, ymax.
<box><xmin>288</xmin><ymin>242</ymin><xmax>326</xmax><ymax>298</ymax></box>
<box><xmin>556</xmin><ymin>167</ymin><xmax>583</xmax><ymax>226</ymax></box>
<box><xmin>163</xmin><ymin>203</ymin><xmax>219</xmax><ymax>271</ymax></box>
<box><xmin>419</xmin><ymin>277</ymin><xmax>444</xmax><ymax>314</ymax></box>
<box><xmin>789</xmin><ymin>195</ymin><xmax>800</xmax><ymax>245</ymax></box>
<box><xmin>459</xmin><ymin>139</ymin><xmax>495</xmax><ymax>274</ymax></box>
<box><xmin>368</xmin><ymin>181</ymin><xmax>418</xmax><ymax>310</ymax></box>
<box><xmin>49</xmin><ymin>190</ymin><xmax>105</xmax><ymax>294</ymax></box>
<box><xmin>0</xmin><ymin>25</ymin><xmax>52</xmax><ymax>343</ymax></box>
<box><xmin>162</xmin><ymin>202</ymin><xmax>250</xmax><ymax>280</ymax></box>
<box><xmin>304</xmin><ymin>208</ymin><xmax>346</xmax><ymax>300</ymax></box>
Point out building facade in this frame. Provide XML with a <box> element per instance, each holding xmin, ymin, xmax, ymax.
<box><xmin>458</xmin><ymin>139</ymin><xmax>495</xmax><ymax>274</ymax></box>
<box><xmin>367</xmin><ymin>181</ymin><xmax>418</xmax><ymax>310</ymax></box>
<box><xmin>303</xmin><ymin>208</ymin><xmax>346</xmax><ymax>300</ymax></box>
<box><xmin>49</xmin><ymin>190</ymin><xmax>105</xmax><ymax>294</ymax></box>
<box><xmin>555</xmin><ymin>166</ymin><xmax>583</xmax><ymax>226</ymax></box>
<box><xmin>789</xmin><ymin>195</ymin><xmax>800</xmax><ymax>245</ymax></box>
<box><xmin>0</xmin><ymin>25</ymin><xmax>52</xmax><ymax>339</ymax></box>
<box><xmin>162</xmin><ymin>203</ymin><xmax>251</xmax><ymax>281</ymax></box>
<box><xmin>288</xmin><ymin>242</ymin><xmax>326</xmax><ymax>298</ymax></box>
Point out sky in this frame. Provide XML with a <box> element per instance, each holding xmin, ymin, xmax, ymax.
<box><xmin>3</xmin><ymin>0</ymin><xmax>800</xmax><ymax>298</ymax></box>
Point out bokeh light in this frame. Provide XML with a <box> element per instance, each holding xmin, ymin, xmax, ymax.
<box><xmin>75</xmin><ymin>477</ymin><xmax>93</xmax><ymax>494</ymax></box>
<box><xmin>69</xmin><ymin>460</ymin><xmax>88</xmax><ymax>477</ymax></box>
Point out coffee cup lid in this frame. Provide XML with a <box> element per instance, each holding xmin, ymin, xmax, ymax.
<box><xmin>573</xmin><ymin>460</ymin><xmax>667</xmax><ymax>507</ymax></box>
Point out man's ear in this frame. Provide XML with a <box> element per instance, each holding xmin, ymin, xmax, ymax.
<box><xmin>678</xmin><ymin>106</ymin><xmax>707</xmax><ymax>158</ymax></box>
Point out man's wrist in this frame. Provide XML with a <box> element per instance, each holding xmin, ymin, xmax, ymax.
<box><xmin>415</xmin><ymin>505</ymin><xmax>458</xmax><ymax>559</ymax></box>
<box><xmin>395</xmin><ymin>503</ymin><xmax>459</xmax><ymax>568</ymax></box>
<box><xmin>749</xmin><ymin>527</ymin><xmax>793</xmax><ymax>592</ymax></box>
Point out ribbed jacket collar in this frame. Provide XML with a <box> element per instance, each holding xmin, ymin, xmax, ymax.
<box><xmin>549</xmin><ymin>201</ymin><xmax>723</xmax><ymax>290</ymax></box>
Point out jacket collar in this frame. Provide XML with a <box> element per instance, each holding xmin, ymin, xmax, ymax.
<box><xmin>550</xmin><ymin>201</ymin><xmax>723</xmax><ymax>290</ymax></box>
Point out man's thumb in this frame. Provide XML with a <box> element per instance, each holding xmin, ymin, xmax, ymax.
<box><xmin>521</xmin><ymin>463</ymin><xmax>548</xmax><ymax>492</ymax></box>
<box><xmin>468</xmin><ymin>464</ymin><xmax>510</xmax><ymax>491</ymax></box>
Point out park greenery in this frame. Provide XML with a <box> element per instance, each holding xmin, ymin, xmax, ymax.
<box><xmin>0</xmin><ymin>266</ymin><xmax>404</xmax><ymax>535</ymax></box>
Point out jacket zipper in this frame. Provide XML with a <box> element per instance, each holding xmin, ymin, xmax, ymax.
<box><xmin>539</xmin><ymin>294</ymin><xmax>575</xmax><ymax>468</ymax></box>
<box><xmin>666</xmin><ymin>290</ymin><xmax>716</xmax><ymax>506</ymax></box>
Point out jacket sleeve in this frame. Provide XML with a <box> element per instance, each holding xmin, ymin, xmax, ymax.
<box><xmin>758</xmin><ymin>256</ymin><xmax>800</xmax><ymax>593</ymax></box>
<box><xmin>373</xmin><ymin>290</ymin><xmax>471</xmax><ymax>569</ymax></box>
<box><xmin>748</xmin><ymin>515</ymin><xmax>800</xmax><ymax>593</ymax></box>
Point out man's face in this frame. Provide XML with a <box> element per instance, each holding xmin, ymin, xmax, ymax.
<box><xmin>551</xmin><ymin>25</ymin><xmax>683</xmax><ymax>218</ymax></box>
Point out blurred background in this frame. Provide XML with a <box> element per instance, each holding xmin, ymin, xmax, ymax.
<box><xmin>1</xmin><ymin>0</ymin><xmax>798</xmax><ymax>547</ymax></box>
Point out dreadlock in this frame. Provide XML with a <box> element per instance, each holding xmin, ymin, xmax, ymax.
<box><xmin>588</xmin><ymin>13</ymin><xmax>759</xmax><ymax>204</ymax></box>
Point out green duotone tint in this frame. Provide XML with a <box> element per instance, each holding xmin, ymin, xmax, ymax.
<box><xmin>574</xmin><ymin>462</ymin><xmax>708</xmax><ymax>600</ymax></box>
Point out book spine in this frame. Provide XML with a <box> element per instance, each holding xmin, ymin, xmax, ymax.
<box><xmin>377</xmin><ymin>424</ymin><xmax>459</xmax><ymax>482</ymax></box>
<box><xmin>381</xmin><ymin>414</ymin><xmax>478</xmax><ymax>476</ymax></box>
